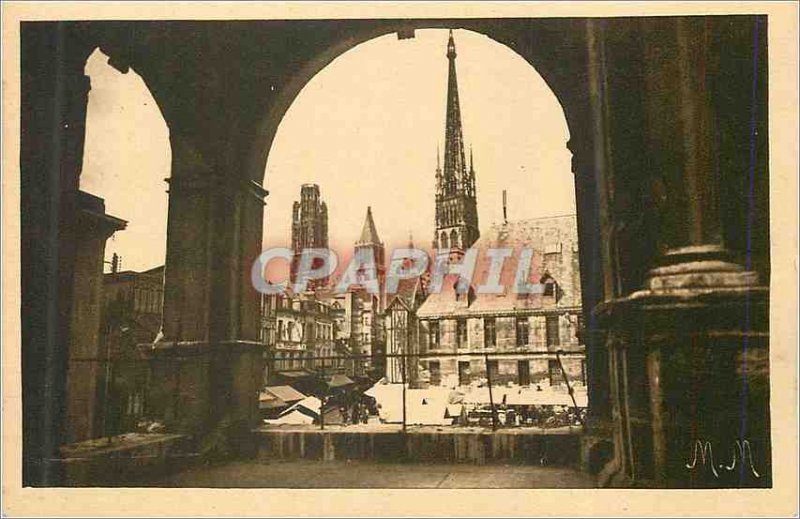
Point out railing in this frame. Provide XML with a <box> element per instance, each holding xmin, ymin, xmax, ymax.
<box><xmin>87</xmin><ymin>347</ymin><xmax>588</xmax><ymax>441</ymax></box>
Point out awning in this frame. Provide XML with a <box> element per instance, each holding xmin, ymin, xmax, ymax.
<box><xmin>259</xmin><ymin>385</ymin><xmax>307</xmax><ymax>410</ymax></box>
<box><xmin>327</xmin><ymin>374</ymin><xmax>355</xmax><ymax>388</ymax></box>
<box><xmin>277</xmin><ymin>369</ymin><xmax>315</xmax><ymax>379</ymax></box>
<box><xmin>280</xmin><ymin>395</ymin><xmax>323</xmax><ymax>418</ymax></box>
<box><xmin>264</xmin><ymin>410</ymin><xmax>315</xmax><ymax>425</ymax></box>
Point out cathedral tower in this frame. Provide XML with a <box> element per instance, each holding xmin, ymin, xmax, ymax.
<box><xmin>354</xmin><ymin>206</ymin><xmax>386</xmax><ymax>303</ymax></box>
<box><xmin>291</xmin><ymin>183</ymin><xmax>329</xmax><ymax>289</ymax></box>
<box><xmin>433</xmin><ymin>30</ymin><xmax>479</xmax><ymax>252</ymax></box>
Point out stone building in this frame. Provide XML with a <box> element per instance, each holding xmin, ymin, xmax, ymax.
<box><xmin>22</xmin><ymin>18</ymin><xmax>771</xmax><ymax>487</ymax></box>
<box><xmin>416</xmin><ymin>215</ymin><xmax>585</xmax><ymax>389</ymax></box>
<box><xmin>320</xmin><ymin>207</ymin><xmax>387</xmax><ymax>378</ymax></box>
<box><xmin>65</xmin><ymin>192</ymin><xmax>127</xmax><ymax>443</ymax></box>
<box><xmin>99</xmin><ymin>264</ymin><xmax>164</xmax><ymax>434</ymax></box>
<box><xmin>260</xmin><ymin>291</ymin><xmax>336</xmax><ymax>380</ymax></box>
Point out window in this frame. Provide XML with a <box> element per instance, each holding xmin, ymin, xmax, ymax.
<box><xmin>456</xmin><ymin>319</ymin><xmax>467</xmax><ymax>347</ymax></box>
<box><xmin>458</xmin><ymin>361</ymin><xmax>471</xmax><ymax>386</ymax></box>
<box><xmin>486</xmin><ymin>359</ymin><xmax>498</xmax><ymax>381</ymax></box>
<box><xmin>548</xmin><ymin>359</ymin><xmax>563</xmax><ymax>386</ymax></box>
<box><xmin>542</xmin><ymin>275</ymin><xmax>556</xmax><ymax>297</ymax></box>
<box><xmin>515</xmin><ymin>317</ymin><xmax>529</xmax><ymax>347</ymax></box>
<box><xmin>518</xmin><ymin>360</ymin><xmax>531</xmax><ymax>386</ymax></box>
<box><xmin>546</xmin><ymin>315</ymin><xmax>560</xmax><ymax>348</ymax></box>
<box><xmin>428</xmin><ymin>321</ymin><xmax>440</xmax><ymax>347</ymax></box>
<box><xmin>484</xmin><ymin>317</ymin><xmax>496</xmax><ymax>348</ymax></box>
<box><xmin>429</xmin><ymin>361</ymin><xmax>441</xmax><ymax>386</ymax></box>
<box><xmin>575</xmin><ymin>314</ymin><xmax>584</xmax><ymax>342</ymax></box>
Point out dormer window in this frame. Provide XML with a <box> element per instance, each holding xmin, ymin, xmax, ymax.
<box><xmin>540</xmin><ymin>273</ymin><xmax>557</xmax><ymax>297</ymax></box>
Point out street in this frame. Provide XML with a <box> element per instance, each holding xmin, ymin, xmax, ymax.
<box><xmin>155</xmin><ymin>459</ymin><xmax>596</xmax><ymax>488</ymax></box>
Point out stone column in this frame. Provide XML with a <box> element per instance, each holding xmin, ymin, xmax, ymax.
<box><xmin>640</xmin><ymin>17</ymin><xmax>759</xmax><ymax>293</ymax></box>
<box><xmin>567</xmin><ymin>134</ymin><xmax>612</xmax><ymax>426</ymax></box>
<box><xmin>599</xmin><ymin>17</ymin><xmax>770</xmax><ymax>487</ymax></box>
<box><xmin>20</xmin><ymin>22</ymin><xmax>102</xmax><ymax>484</ymax></box>
<box><xmin>147</xmin><ymin>134</ymin><xmax>267</xmax><ymax>451</ymax></box>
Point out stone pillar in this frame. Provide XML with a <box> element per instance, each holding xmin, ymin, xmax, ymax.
<box><xmin>65</xmin><ymin>193</ymin><xmax>127</xmax><ymax>443</ymax></box>
<box><xmin>20</xmin><ymin>22</ymin><xmax>101</xmax><ymax>484</ymax></box>
<box><xmin>640</xmin><ymin>17</ymin><xmax>760</xmax><ymax>292</ymax></box>
<box><xmin>568</xmin><ymin>134</ymin><xmax>612</xmax><ymax>426</ymax></box>
<box><xmin>147</xmin><ymin>134</ymin><xmax>267</xmax><ymax>450</ymax></box>
<box><xmin>597</xmin><ymin>17</ymin><xmax>770</xmax><ymax>487</ymax></box>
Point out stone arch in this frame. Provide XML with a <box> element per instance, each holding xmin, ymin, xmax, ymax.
<box><xmin>249</xmin><ymin>21</ymin><xmax>592</xmax><ymax>188</ymax></box>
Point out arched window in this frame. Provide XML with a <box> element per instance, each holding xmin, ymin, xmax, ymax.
<box><xmin>440</xmin><ymin>231</ymin><xmax>449</xmax><ymax>250</ymax></box>
<box><xmin>450</xmin><ymin>229</ymin><xmax>459</xmax><ymax>249</ymax></box>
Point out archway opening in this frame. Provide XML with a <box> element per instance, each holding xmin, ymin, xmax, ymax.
<box><xmin>257</xmin><ymin>28</ymin><xmax>588</xmax><ymax>432</ymax></box>
<box><xmin>78</xmin><ymin>48</ymin><xmax>171</xmax><ymax>438</ymax></box>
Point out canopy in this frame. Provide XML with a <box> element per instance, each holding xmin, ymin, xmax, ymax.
<box><xmin>264</xmin><ymin>410</ymin><xmax>314</xmax><ymax>425</ymax></box>
<box><xmin>259</xmin><ymin>385</ymin><xmax>306</xmax><ymax>409</ymax></box>
<box><xmin>327</xmin><ymin>374</ymin><xmax>355</xmax><ymax>388</ymax></box>
<box><xmin>365</xmin><ymin>383</ymin><xmax>455</xmax><ymax>425</ymax></box>
<box><xmin>280</xmin><ymin>395</ymin><xmax>322</xmax><ymax>419</ymax></box>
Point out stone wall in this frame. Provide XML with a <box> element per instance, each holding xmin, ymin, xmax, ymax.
<box><xmin>256</xmin><ymin>428</ymin><xmax>582</xmax><ymax>467</ymax></box>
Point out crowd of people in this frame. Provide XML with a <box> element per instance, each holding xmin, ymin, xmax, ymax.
<box><xmin>458</xmin><ymin>404</ymin><xmax>586</xmax><ymax>429</ymax></box>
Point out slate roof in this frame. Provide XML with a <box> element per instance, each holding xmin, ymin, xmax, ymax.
<box><xmin>417</xmin><ymin>215</ymin><xmax>578</xmax><ymax>318</ymax></box>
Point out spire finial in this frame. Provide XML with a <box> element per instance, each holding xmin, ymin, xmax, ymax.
<box><xmin>470</xmin><ymin>145</ymin><xmax>474</xmax><ymax>171</ymax></box>
<box><xmin>447</xmin><ymin>29</ymin><xmax>457</xmax><ymax>60</ymax></box>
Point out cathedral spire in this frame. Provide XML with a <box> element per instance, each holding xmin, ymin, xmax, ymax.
<box><xmin>434</xmin><ymin>30</ymin><xmax>479</xmax><ymax>252</ymax></box>
<box><xmin>443</xmin><ymin>29</ymin><xmax>467</xmax><ymax>195</ymax></box>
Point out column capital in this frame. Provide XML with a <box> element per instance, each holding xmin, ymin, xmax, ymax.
<box><xmin>166</xmin><ymin>173</ymin><xmax>269</xmax><ymax>205</ymax></box>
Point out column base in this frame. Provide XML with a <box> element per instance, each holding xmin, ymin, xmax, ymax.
<box><xmin>601</xmin><ymin>273</ymin><xmax>770</xmax><ymax>487</ymax></box>
<box><xmin>624</xmin><ymin>245</ymin><xmax>762</xmax><ymax>301</ymax></box>
<box><xmin>142</xmin><ymin>340</ymin><xmax>265</xmax><ymax>451</ymax></box>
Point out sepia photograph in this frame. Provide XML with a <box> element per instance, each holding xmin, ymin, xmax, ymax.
<box><xmin>2</xmin><ymin>1</ymin><xmax>798</xmax><ymax>516</ymax></box>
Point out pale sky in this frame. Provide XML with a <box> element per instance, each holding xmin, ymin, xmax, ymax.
<box><xmin>80</xmin><ymin>28</ymin><xmax>574</xmax><ymax>272</ymax></box>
